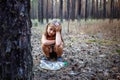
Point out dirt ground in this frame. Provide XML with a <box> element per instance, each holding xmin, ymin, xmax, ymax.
<box><xmin>31</xmin><ymin>24</ymin><xmax>120</xmax><ymax>80</ymax></box>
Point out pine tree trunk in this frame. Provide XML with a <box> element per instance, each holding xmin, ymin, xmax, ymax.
<box><xmin>67</xmin><ymin>0</ymin><xmax>70</xmax><ymax>33</ymax></box>
<box><xmin>66</xmin><ymin>0</ymin><xmax>70</xmax><ymax>20</ymax></box>
<box><xmin>103</xmin><ymin>0</ymin><xmax>106</xmax><ymax>18</ymax></box>
<box><xmin>96</xmin><ymin>0</ymin><xmax>99</xmax><ymax>19</ymax></box>
<box><xmin>77</xmin><ymin>0</ymin><xmax>81</xmax><ymax>20</ymax></box>
<box><xmin>46</xmin><ymin>0</ymin><xmax>49</xmax><ymax>23</ymax></box>
<box><xmin>91</xmin><ymin>0</ymin><xmax>95</xmax><ymax>18</ymax></box>
<box><xmin>85</xmin><ymin>0</ymin><xmax>88</xmax><ymax>21</ymax></box>
<box><xmin>71</xmin><ymin>0</ymin><xmax>76</xmax><ymax>21</ymax></box>
<box><xmin>59</xmin><ymin>0</ymin><xmax>63</xmax><ymax>22</ymax></box>
<box><xmin>0</xmin><ymin>0</ymin><xmax>33</xmax><ymax>80</ymax></box>
<box><xmin>118</xmin><ymin>0</ymin><xmax>120</xmax><ymax>19</ymax></box>
<box><xmin>38</xmin><ymin>0</ymin><xmax>44</xmax><ymax>24</ymax></box>
<box><xmin>110</xmin><ymin>0</ymin><xmax>114</xmax><ymax>19</ymax></box>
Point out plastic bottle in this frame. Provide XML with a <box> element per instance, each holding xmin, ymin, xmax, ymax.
<box><xmin>40</xmin><ymin>60</ymin><xmax>68</xmax><ymax>70</ymax></box>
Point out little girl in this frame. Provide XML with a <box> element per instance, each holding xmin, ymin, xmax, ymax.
<box><xmin>41</xmin><ymin>20</ymin><xmax>64</xmax><ymax>61</ymax></box>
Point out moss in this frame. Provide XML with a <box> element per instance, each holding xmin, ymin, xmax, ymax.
<box><xmin>116</xmin><ymin>49</ymin><xmax>120</xmax><ymax>53</ymax></box>
<box><xmin>88</xmin><ymin>39</ymin><xmax>96</xmax><ymax>42</ymax></box>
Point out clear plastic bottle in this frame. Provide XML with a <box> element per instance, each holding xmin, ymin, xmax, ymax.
<box><xmin>40</xmin><ymin>60</ymin><xmax>68</xmax><ymax>70</ymax></box>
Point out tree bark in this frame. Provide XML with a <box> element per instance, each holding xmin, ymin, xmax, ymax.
<box><xmin>91</xmin><ymin>0</ymin><xmax>95</xmax><ymax>18</ymax></box>
<box><xmin>59</xmin><ymin>0</ymin><xmax>63</xmax><ymax>22</ymax></box>
<box><xmin>110</xmin><ymin>0</ymin><xmax>114</xmax><ymax>19</ymax></box>
<box><xmin>103</xmin><ymin>0</ymin><xmax>106</xmax><ymax>18</ymax></box>
<box><xmin>71</xmin><ymin>0</ymin><xmax>76</xmax><ymax>21</ymax></box>
<box><xmin>96</xmin><ymin>0</ymin><xmax>99</xmax><ymax>19</ymax></box>
<box><xmin>46</xmin><ymin>0</ymin><xmax>49</xmax><ymax>23</ymax></box>
<box><xmin>66</xmin><ymin>0</ymin><xmax>70</xmax><ymax>20</ymax></box>
<box><xmin>85</xmin><ymin>0</ymin><xmax>88</xmax><ymax>21</ymax></box>
<box><xmin>77</xmin><ymin>0</ymin><xmax>81</xmax><ymax>20</ymax></box>
<box><xmin>38</xmin><ymin>0</ymin><xmax>44</xmax><ymax>24</ymax></box>
<box><xmin>118</xmin><ymin>0</ymin><xmax>120</xmax><ymax>19</ymax></box>
<box><xmin>0</xmin><ymin>0</ymin><xmax>33</xmax><ymax>79</ymax></box>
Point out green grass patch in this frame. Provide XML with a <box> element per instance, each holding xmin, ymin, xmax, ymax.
<box><xmin>97</xmin><ymin>40</ymin><xmax>120</xmax><ymax>45</ymax></box>
<box><xmin>88</xmin><ymin>39</ymin><xmax>97</xmax><ymax>42</ymax></box>
<box><xmin>116</xmin><ymin>49</ymin><xmax>120</xmax><ymax>53</ymax></box>
<box><xmin>81</xmin><ymin>39</ymin><xmax>120</xmax><ymax>46</ymax></box>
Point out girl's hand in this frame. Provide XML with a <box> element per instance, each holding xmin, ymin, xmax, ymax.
<box><xmin>54</xmin><ymin>21</ymin><xmax>61</xmax><ymax>32</ymax></box>
<box><xmin>55</xmin><ymin>25</ymin><xmax>62</xmax><ymax>32</ymax></box>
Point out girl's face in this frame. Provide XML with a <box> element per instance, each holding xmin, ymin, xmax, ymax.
<box><xmin>47</xmin><ymin>25</ymin><xmax>56</xmax><ymax>37</ymax></box>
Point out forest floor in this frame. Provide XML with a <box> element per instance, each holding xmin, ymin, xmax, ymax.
<box><xmin>31</xmin><ymin>26</ymin><xmax>120</xmax><ymax>80</ymax></box>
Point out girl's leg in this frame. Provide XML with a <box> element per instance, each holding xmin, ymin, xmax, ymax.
<box><xmin>41</xmin><ymin>44</ymin><xmax>50</xmax><ymax>58</ymax></box>
<box><xmin>54</xmin><ymin>44</ymin><xmax>63</xmax><ymax>57</ymax></box>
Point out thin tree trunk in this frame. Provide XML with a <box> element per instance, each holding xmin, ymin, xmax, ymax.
<box><xmin>67</xmin><ymin>0</ymin><xmax>70</xmax><ymax>33</ymax></box>
<box><xmin>30</xmin><ymin>1</ymin><xmax>34</xmax><ymax>19</ymax></box>
<box><xmin>91</xmin><ymin>0</ymin><xmax>95</xmax><ymax>18</ymax></box>
<box><xmin>110</xmin><ymin>0</ymin><xmax>114</xmax><ymax>19</ymax></box>
<box><xmin>99</xmin><ymin>0</ymin><xmax>102</xmax><ymax>18</ymax></box>
<box><xmin>0</xmin><ymin>0</ymin><xmax>33</xmax><ymax>79</ymax></box>
<box><xmin>46</xmin><ymin>0</ymin><xmax>49</xmax><ymax>23</ymax></box>
<box><xmin>71</xmin><ymin>0</ymin><xmax>76</xmax><ymax>21</ymax></box>
<box><xmin>85</xmin><ymin>0</ymin><xmax>88</xmax><ymax>21</ymax></box>
<box><xmin>38</xmin><ymin>0</ymin><xmax>40</xmax><ymax>22</ymax></box>
<box><xmin>59</xmin><ymin>0</ymin><xmax>63</xmax><ymax>22</ymax></box>
<box><xmin>39</xmin><ymin>0</ymin><xmax>44</xmax><ymax>24</ymax></box>
<box><xmin>103</xmin><ymin>0</ymin><xmax>106</xmax><ymax>18</ymax></box>
<box><xmin>77</xmin><ymin>0</ymin><xmax>81</xmax><ymax>20</ymax></box>
<box><xmin>66</xmin><ymin>0</ymin><xmax>70</xmax><ymax>20</ymax></box>
<box><xmin>118</xmin><ymin>0</ymin><xmax>120</xmax><ymax>19</ymax></box>
<box><xmin>96</xmin><ymin>0</ymin><xmax>99</xmax><ymax>19</ymax></box>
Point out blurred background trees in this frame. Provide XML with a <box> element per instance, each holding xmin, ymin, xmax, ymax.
<box><xmin>30</xmin><ymin>0</ymin><xmax>120</xmax><ymax>23</ymax></box>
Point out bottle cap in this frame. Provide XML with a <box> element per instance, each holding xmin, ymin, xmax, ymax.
<box><xmin>64</xmin><ymin>62</ymin><xmax>68</xmax><ymax>66</ymax></box>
